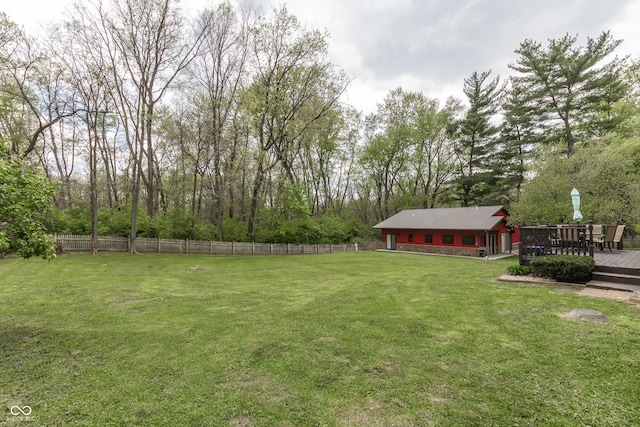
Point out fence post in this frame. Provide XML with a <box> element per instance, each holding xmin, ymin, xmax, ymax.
<box><xmin>355</xmin><ymin>243</ymin><xmax>358</xmax><ymax>252</ymax></box>
<box><xmin>186</xmin><ymin>239</ymin><xmax>189</xmax><ymax>254</ymax></box>
<box><xmin>287</xmin><ymin>243</ymin><xmax>290</xmax><ymax>254</ymax></box>
<box><xmin>158</xmin><ymin>237</ymin><xmax>161</xmax><ymax>254</ymax></box>
<box><xmin>252</xmin><ymin>242</ymin><xmax>255</xmax><ymax>255</ymax></box>
<box><xmin>270</xmin><ymin>243</ymin><xmax>273</xmax><ymax>254</ymax></box>
<box><xmin>232</xmin><ymin>241</ymin><xmax>235</xmax><ymax>255</ymax></box>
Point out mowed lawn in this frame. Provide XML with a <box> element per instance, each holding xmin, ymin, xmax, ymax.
<box><xmin>1</xmin><ymin>252</ymin><xmax>639</xmax><ymax>426</ymax></box>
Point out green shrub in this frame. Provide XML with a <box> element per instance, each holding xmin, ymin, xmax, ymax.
<box><xmin>507</xmin><ymin>265</ymin><xmax>532</xmax><ymax>276</ymax></box>
<box><xmin>271</xmin><ymin>218</ymin><xmax>325</xmax><ymax>244</ymax></box>
<box><xmin>530</xmin><ymin>255</ymin><xmax>595</xmax><ymax>283</ymax></box>
<box><xmin>222</xmin><ymin>217</ymin><xmax>249</xmax><ymax>242</ymax></box>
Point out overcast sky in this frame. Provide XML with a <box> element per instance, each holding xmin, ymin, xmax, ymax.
<box><xmin>3</xmin><ymin>0</ymin><xmax>639</xmax><ymax>114</ymax></box>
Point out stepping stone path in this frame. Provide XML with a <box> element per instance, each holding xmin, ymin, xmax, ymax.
<box><xmin>562</xmin><ymin>308</ymin><xmax>609</xmax><ymax>323</ymax></box>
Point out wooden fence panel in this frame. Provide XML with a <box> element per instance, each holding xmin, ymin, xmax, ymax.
<box><xmin>218</xmin><ymin>242</ymin><xmax>234</xmax><ymax>254</ymax></box>
<box><xmin>186</xmin><ymin>240</ymin><xmax>213</xmax><ymax>254</ymax></box>
<box><xmin>253</xmin><ymin>243</ymin><xmax>272</xmax><ymax>255</ymax></box>
<box><xmin>54</xmin><ymin>235</ymin><xmax>364</xmax><ymax>256</ymax></box>
<box><xmin>270</xmin><ymin>244</ymin><xmax>288</xmax><ymax>255</ymax></box>
<box><xmin>318</xmin><ymin>244</ymin><xmax>332</xmax><ymax>254</ymax></box>
<box><xmin>135</xmin><ymin>238</ymin><xmax>159</xmax><ymax>253</ymax></box>
<box><xmin>98</xmin><ymin>237</ymin><xmax>128</xmax><ymax>252</ymax></box>
<box><xmin>304</xmin><ymin>245</ymin><xmax>318</xmax><ymax>254</ymax></box>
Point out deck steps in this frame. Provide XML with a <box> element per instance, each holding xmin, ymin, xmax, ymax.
<box><xmin>589</xmin><ymin>264</ymin><xmax>640</xmax><ymax>290</ymax></box>
<box><xmin>588</xmin><ymin>279</ymin><xmax>640</xmax><ymax>292</ymax></box>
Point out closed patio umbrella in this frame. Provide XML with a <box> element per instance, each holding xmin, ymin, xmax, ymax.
<box><xmin>571</xmin><ymin>188</ymin><xmax>583</xmax><ymax>222</ymax></box>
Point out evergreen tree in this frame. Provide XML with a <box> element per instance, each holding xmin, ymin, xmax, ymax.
<box><xmin>492</xmin><ymin>79</ymin><xmax>537</xmax><ymax>205</ymax></box>
<box><xmin>452</xmin><ymin>70</ymin><xmax>504</xmax><ymax>207</ymax></box>
<box><xmin>509</xmin><ymin>31</ymin><xmax>627</xmax><ymax>157</ymax></box>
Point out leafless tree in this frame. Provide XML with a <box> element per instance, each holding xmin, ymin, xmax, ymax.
<box><xmin>76</xmin><ymin>0</ymin><xmax>206</xmax><ymax>252</ymax></box>
<box><xmin>187</xmin><ymin>1</ymin><xmax>257</xmax><ymax>240</ymax></box>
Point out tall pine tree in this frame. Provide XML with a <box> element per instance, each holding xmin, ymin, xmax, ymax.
<box><xmin>491</xmin><ymin>79</ymin><xmax>537</xmax><ymax>205</ymax></box>
<box><xmin>509</xmin><ymin>31</ymin><xmax>627</xmax><ymax>157</ymax></box>
<box><xmin>451</xmin><ymin>70</ymin><xmax>504</xmax><ymax>207</ymax></box>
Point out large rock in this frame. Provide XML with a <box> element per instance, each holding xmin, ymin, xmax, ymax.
<box><xmin>562</xmin><ymin>308</ymin><xmax>609</xmax><ymax>323</ymax></box>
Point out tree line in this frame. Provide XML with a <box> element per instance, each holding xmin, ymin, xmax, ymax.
<box><xmin>1</xmin><ymin>0</ymin><xmax>639</xmax><ymax>257</ymax></box>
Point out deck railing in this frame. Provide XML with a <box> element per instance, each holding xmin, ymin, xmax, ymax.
<box><xmin>519</xmin><ymin>224</ymin><xmax>594</xmax><ymax>266</ymax></box>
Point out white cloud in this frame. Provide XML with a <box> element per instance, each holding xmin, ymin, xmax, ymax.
<box><xmin>3</xmin><ymin>0</ymin><xmax>639</xmax><ymax>115</ymax></box>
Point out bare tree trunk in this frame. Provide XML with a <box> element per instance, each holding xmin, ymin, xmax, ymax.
<box><xmin>146</xmin><ymin>100</ymin><xmax>156</xmax><ymax>217</ymax></box>
<box><xmin>89</xmin><ymin>119</ymin><xmax>99</xmax><ymax>255</ymax></box>
<box><xmin>248</xmin><ymin>155</ymin><xmax>265</xmax><ymax>238</ymax></box>
<box><xmin>129</xmin><ymin>145</ymin><xmax>143</xmax><ymax>254</ymax></box>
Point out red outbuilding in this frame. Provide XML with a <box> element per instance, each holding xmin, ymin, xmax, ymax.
<box><xmin>373</xmin><ymin>206</ymin><xmax>517</xmax><ymax>257</ymax></box>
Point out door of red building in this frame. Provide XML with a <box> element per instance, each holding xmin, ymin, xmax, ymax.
<box><xmin>490</xmin><ymin>234</ymin><xmax>497</xmax><ymax>255</ymax></box>
<box><xmin>386</xmin><ymin>234</ymin><xmax>396</xmax><ymax>250</ymax></box>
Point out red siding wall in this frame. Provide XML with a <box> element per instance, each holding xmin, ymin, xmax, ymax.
<box><xmin>512</xmin><ymin>227</ymin><xmax>521</xmax><ymax>243</ymax></box>
<box><xmin>381</xmin><ymin>228</ymin><xmax>489</xmax><ymax>248</ymax></box>
<box><xmin>379</xmin><ymin>208</ymin><xmax>517</xmax><ymax>251</ymax></box>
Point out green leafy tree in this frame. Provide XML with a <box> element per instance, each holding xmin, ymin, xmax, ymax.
<box><xmin>614</xmin><ymin>59</ymin><xmax>640</xmax><ymax>138</ymax></box>
<box><xmin>509</xmin><ymin>31</ymin><xmax>627</xmax><ymax>157</ymax></box>
<box><xmin>360</xmin><ymin>89</ymin><xmax>413</xmax><ymax>219</ymax></box>
<box><xmin>245</xmin><ymin>5</ymin><xmax>348</xmax><ymax>237</ymax></box>
<box><xmin>508</xmin><ymin>148</ymin><xmax>573</xmax><ymax>224</ymax></box>
<box><xmin>451</xmin><ymin>70</ymin><xmax>504</xmax><ymax>207</ymax></box>
<box><xmin>0</xmin><ymin>143</ymin><xmax>55</xmax><ymax>259</ymax></box>
<box><xmin>404</xmin><ymin>93</ymin><xmax>460</xmax><ymax>209</ymax></box>
<box><xmin>510</xmin><ymin>137</ymin><xmax>640</xmax><ymax>226</ymax></box>
<box><xmin>358</xmin><ymin>88</ymin><xmax>459</xmax><ymax>218</ymax></box>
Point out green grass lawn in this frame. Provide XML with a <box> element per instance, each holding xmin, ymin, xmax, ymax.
<box><xmin>1</xmin><ymin>252</ymin><xmax>639</xmax><ymax>426</ymax></box>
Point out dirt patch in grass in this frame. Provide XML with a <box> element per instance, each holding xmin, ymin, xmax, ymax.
<box><xmin>228</xmin><ymin>416</ymin><xmax>255</xmax><ymax>427</ymax></box>
<box><xmin>337</xmin><ymin>399</ymin><xmax>416</xmax><ymax>427</ymax></box>
<box><xmin>497</xmin><ymin>274</ymin><xmax>569</xmax><ymax>285</ymax></box>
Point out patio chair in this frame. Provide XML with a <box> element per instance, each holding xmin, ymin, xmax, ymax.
<box><xmin>553</xmin><ymin>224</ymin><xmax>567</xmax><ymax>247</ymax></box>
<box><xmin>600</xmin><ymin>225</ymin><xmax>617</xmax><ymax>251</ymax></box>
<box><xmin>590</xmin><ymin>224</ymin><xmax>604</xmax><ymax>248</ymax></box>
<box><xmin>613</xmin><ymin>224</ymin><xmax>626</xmax><ymax>250</ymax></box>
<box><xmin>558</xmin><ymin>225</ymin><xmax>586</xmax><ymax>253</ymax></box>
<box><xmin>563</xmin><ymin>226</ymin><xmax>581</xmax><ymax>244</ymax></box>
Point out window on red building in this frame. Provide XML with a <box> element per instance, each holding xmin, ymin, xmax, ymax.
<box><xmin>462</xmin><ymin>235</ymin><xmax>475</xmax><ymax>245</ymax></box>
<box><xmin>442</xmin><ymin>235</ymin><xmax>454</xmax><ymax>244</ymax></box>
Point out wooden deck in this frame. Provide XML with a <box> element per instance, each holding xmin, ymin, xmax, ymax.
<box><xmin>592</xmin><ymin>250</ymin><xmax>640</xmax><ymax>291</ymax></box>
<box><xmin>593</xmin><ymin>250</ymin><xmax>640</xmax><ymax>270</ymax></box>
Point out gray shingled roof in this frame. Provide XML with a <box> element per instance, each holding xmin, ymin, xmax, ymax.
<box><xmin>372</xmin><ymin>206</ymin><xmax>507</xmax><ymax>231</ymax></box>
